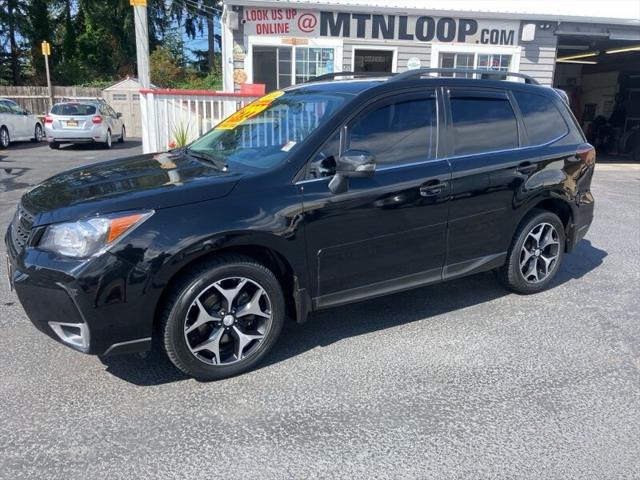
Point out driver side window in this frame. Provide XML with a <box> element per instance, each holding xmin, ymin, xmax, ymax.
<box><xmin>305</xmin><ymin>92</ymin><xmax>438</xmax><ymax>179</ymax></box>
<box><xmin>347</xmin><ymin>94</ymin><xmax>437</xmax><ymax>166</ymax></box>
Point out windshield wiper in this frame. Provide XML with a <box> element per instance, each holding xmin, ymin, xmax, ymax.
<box><xmin>185</xmin><ymin>148</ymin><xmax>229</xmax><ymax>172</ymax></box>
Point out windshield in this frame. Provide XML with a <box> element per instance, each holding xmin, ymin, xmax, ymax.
<box><xmin>51</xmin><ymin>103</ymin><xmax>97</xmax><ymax>116</ymax></box>
<box><xmin>188</xmin><ymin>90</ymin><xmax>349</xmax><ymax>170</ymax></box>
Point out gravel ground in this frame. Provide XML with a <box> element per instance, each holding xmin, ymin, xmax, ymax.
<box><xmin>0</xmin><ymin>141</ymin><xmax>639</xmax><ymax>479</ymax></box>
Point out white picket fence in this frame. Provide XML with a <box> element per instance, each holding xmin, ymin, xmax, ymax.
<box><xmin>139</xmin><ymin>89</ymin><xmax>260</xmax><ymax>153</ymax></box>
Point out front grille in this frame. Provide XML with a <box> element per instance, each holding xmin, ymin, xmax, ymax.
<box><xmin>10</xmin><ymin>204</ymin><xmax>35</xmax><ymax>252</ymax></box>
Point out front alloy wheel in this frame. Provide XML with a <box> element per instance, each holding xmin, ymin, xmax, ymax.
<box><xmin>184</xmin><ymin>277</ymin><xmax>273</xmax><ymax>366</ymax></box>
<box><xmin>160</xmin><ymin>255</ymin><xmax>285</xmax><ymax>380</ymax></box>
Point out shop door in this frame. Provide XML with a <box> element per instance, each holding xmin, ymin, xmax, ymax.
<box><xmin>354</xmin><ymin>49</ymin><xmax>394</xmax><ymax>73</ymax></box>
<box><xmin>252</xmin><ymin>46</ymin><xmax>292</xmax><ymax>93</ymax></box>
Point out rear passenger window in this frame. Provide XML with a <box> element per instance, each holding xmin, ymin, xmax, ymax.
<box><xmin>450</xmin><ymin>95</ymin><xmax>518</xmax><ymax>156</ymax></box>
<box><xmin>514</xmin><ymin>91</ymin><xmax>568</xmax><ymax>145</ymax></box>
<box><xmin>348</xmin><ymin>95</ymin><xmax>437</xmax><ymax>166</ymax></box>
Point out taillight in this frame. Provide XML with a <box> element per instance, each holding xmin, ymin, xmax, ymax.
<box><xmin>44</xmin><ymin>115</ymin><xmax>53</xmax><ymax>124</ymax></box>
<box><xmin>576</xmin><ymin>143</ymin><xmax>596</xmax><ymax>167</ymax></box>
<box><xmin>92</xmin><ymin>116</ymin><xmax>103</xmax><ymax>124</ymax></box>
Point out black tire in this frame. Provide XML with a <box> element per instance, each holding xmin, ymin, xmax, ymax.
<box><xmin>104</xmin><ymin>129</ymin><xmax>112</xmax><ymax>149</ymax></box>
<box><xmin>31</xmin><ymin>124</ymin><xmax>43</xmax><ymax>143</ymax></box>
<box><xmin>0</xmin><ymin>127</ymin><xmax>9</xmax><ymax>149</ymax></box>
<box><xmin>49</xmin><ymin>142</ymin><xmax>60</xmax><ymax>150</ymax></box>
<box><xmin>498</xmin><ymin>209</ymin><xmax>565</xmax><ymax>294</ymax></box>
<box><xmin>118</xmin><ymin>126</ymin><xmax>126</xmax><ymax>143</ymax></box>
<box><xmin>160</xmin><ymin>254</ymin><xmax>285</xmax><ymax>380</ymax></box>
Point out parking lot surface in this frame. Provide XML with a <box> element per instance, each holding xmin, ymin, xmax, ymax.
<box><xmin>0</xmin><ymin>141</ymin><xmax>639</xmax><ymax>479</ymax></box>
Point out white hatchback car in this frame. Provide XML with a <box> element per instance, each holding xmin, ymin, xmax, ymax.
<box><xmin>0</xmin><ymin>98</ymin><xmax>44</xmax><ymax>148</ymax></box>
<box><xmin>45</xmin><ymin>100</ymin><xmax>125</xmax><ymax>149</ymax></box>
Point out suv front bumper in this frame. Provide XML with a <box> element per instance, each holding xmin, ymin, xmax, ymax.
<box><xmin>6</xmin><ymin>229</ymin><xmax>153</xmax><ymax>356</ymax></box>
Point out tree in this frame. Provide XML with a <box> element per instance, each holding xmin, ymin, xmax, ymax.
<box><xmin>0</xmin><ymin>0</ymin><xmax>28</xmax><ymax>85</ymax></box>
<box><xmin>74</xmin><ymin>0</ymin><xmax>136</xmax><ymax>81</ymax></box>
<box><xmin>170</xmin><ymin>0</ymin><xmax>221</xmax><ymax>73</ymax></box>
<box><xmin>150</xmin><ymin>45</ymin><xmax>184</xmax><ymax>88</ymax></box>
<box><xmin>0</xmin><ymin>0</ymin><xmax>201</xmax><ymax>86</ymax></box>
<box><xmin>24</xmin><ymin>0</ymin><xmax>54</xmax><ymax>84</ymax></box>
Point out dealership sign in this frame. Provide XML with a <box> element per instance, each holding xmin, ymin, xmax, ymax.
<box><xmin>243</xmin><ymin>9</ymin><xmax>518</xmax><ymax>45</ymax></box>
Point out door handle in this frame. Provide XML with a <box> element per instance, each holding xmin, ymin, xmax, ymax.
<box><xmin>516</xmin><ymin>163</ymin><xmax>537</xmax><ymax>175</ymax></box>
<box><xmin>419</xmin><ymin>181</ymin><xmax>447</xmax><ymax>197</ymax></box>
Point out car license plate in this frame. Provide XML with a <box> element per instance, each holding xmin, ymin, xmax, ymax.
<box><xmin>6</xmin><ymin>255</ymin><xmax>14</xmax><ymax>291</ymax></box>
<box><xmin>66</xmin><ymin>120</ymin><xmax>78</xmax><ymax>127</ymax></box>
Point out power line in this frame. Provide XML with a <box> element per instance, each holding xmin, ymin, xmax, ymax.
<box><xmin>176</xmin><ymin>0</ymin><xmax>222</xmax><ymax>16</ymax></box>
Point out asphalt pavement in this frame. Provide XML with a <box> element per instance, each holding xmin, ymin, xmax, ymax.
<box><xmin>0</xmin><ymin>140</ymin><xmax>639</xmax><ymax>479</ymax></box>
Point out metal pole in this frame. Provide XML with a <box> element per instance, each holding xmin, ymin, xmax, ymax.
<box><xmin>134</xmin><ymin>4</ymin><xmax>150</xmax><ymax>89</ymax></box>
<box><xmin>44</xmin><ymin>53</ymin><xmax>53</xmax><ymax>110</ymax></box>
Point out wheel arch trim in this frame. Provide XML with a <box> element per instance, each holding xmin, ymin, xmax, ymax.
<box><xmin>149</xmin><ymin>231</ymin><xmax>309</xmax><ymax>335</ymax></box>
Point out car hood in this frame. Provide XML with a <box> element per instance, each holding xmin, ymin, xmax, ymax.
<box><xmin>22</xmin><ymin>151</ymin><xmax>243</xmax><ymax>225</ymax></box>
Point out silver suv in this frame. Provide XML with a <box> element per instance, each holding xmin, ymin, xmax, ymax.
<box><xmin>44</xmin><ymin>99</ymin><xmax>125</xmax><ymax>149</ymax></box>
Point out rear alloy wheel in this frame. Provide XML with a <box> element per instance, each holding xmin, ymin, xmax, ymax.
<box><xmin>104</xmin><ymin>129</ymin><xmax>112</xmax><ymax>149</ymax></box>
<box><xmin>160</xmin><ymin>255</ymin><xmax>285</xmax><ymax>380</ymax></box>
<box><xmin>32</xmin><ymin>124</ymin><xmax>44</xmax><ymax>142</ymax></box>
<box><xmin>118</xmin><ymin>126</ymin><xmax>126</xmax><ymax>143</ymax></box>
<box><xmin>499</xmin><ymin>210</ymin><xmax>565</xmax><ymax>294</ymax></box>
<box><xmin>0</xmin><ymin>127</ymin><xmax>9</xmax><ymax>149</ymax></box>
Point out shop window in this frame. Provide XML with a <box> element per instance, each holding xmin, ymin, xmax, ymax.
<box><xmin>347</xmin><ymin>94</ymin><xmax>437</xmax><ymax>166</ymax></box>
<box><xmin>295</xmin><ymin>48</ymin><xmax>335</xmax><ymax>83</ymax></box>
<box><xmin>439</xmin><ymin>53</ymin><xmax>474</xmax><ymax>77</ymax></box>
<box><xmin>478</xmin><ymin>54</ymin><xmax>511</xmax><ymax>72</ymax></box>
<box><xmin>450</xmin><ymin>95</ymin><xmax>518</xmax><ymax>155</ymax></box>
<box><xmin>514</xmin><ymin>91</ymin><xmax>568</xmax><ymax>145</ymax></box>
<box><xmin>112</xmin><ymin>93</ymin><xmax>128</xmax><ymax>101</ymax></box>
<box><xmin>253</xmin><ymin>46</ymin><xmax>292</xmax><ymax>92</ymax></box>
<box><xmin>439</xmin><ymin>52</ymin><xmax>512</xmax><ymax>77</ymax></box>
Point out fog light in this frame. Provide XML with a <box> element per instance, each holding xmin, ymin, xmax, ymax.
<box><xmin>49</xmin><ymin>321</ymin><xmax>90</xmax><ymax>351</ymax></box>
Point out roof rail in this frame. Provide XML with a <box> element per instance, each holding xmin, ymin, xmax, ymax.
<box><xmin>390</xmin><ymin>68</ymin><xmax>540</xmax><ymax>85</ymax></box>
<box><xmin>307</xmin><ymin>71</ymin><xmax>392</xmax><ymax>83</ymax></box>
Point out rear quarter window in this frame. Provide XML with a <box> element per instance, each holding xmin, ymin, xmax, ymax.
<box><xmin>513</xmin><ymin>91</ymin><xmax>568</xmax><ymax>145</ymax></box>
<box><xmin>51</xmin><ymin>104</ymin><xmax>97</xmax><ymax>116</ymax></box>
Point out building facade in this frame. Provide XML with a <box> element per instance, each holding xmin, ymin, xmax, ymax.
<box><xmin>220</xmin><ymin>0</ymin><xmax>640</xmax><ymax>156</ymax></box>
<box><xmin>221</xmin><ymin>0</ymin><xmax>638</xmax><ymax>89</ymax></box>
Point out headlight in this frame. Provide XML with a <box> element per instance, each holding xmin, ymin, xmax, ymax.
<box><xmin>39</xmin><ymin>210</ymin><xmax>153</xmax><ymax>258</ymax></box>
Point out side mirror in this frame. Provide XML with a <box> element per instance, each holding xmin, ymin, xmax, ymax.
<box><xmin>23</xmin><ymin>110</ymin><xmax>30</xmax><ymax>116</ymax></box>
<box><xmin>328</xmin><ymin>149</ymin><xmax>376</xmax><ymax>194</ymax></box>
<box><xmin>116</xmin><ymin>112</ymin><xmax>122</xmax><ymax>118</ymax></box>
<box><xmin>337</xmin><ymin>149</ymin><xmax>376</xmax><ymax>177</ymax></box>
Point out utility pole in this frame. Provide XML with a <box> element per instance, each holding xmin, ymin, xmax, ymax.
<box><xmin>41</xmin><ymin>41</ymin><xmax>53</xmax><ymax>110</ymax></box>
<box><xmin>131</xmin><ymin>0</ymin><xmax>150</xmax><ymax>88</ymax></box>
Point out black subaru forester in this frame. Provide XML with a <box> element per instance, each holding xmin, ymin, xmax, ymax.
<box><xmin>6</xmin><ymin>69</ymin><xmax>595</xmax><ymax>380</ymax></box>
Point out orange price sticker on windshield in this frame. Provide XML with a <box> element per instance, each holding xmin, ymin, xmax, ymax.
<box><xmin>217</xmin><ymin>91</ymin><xmax>284</xmax><ymax>130</ymax></box>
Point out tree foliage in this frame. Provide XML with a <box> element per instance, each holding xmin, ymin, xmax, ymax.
<box><xmin>0</xmin><ymin>0</ymin><xmax>222</xmax><ymax>86</ymax></box>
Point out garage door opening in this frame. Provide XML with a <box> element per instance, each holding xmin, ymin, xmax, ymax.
<box><xmin>554</xmin><ymin>37</ymin><xmax>640</xmax><ymax>160</ymax></box>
